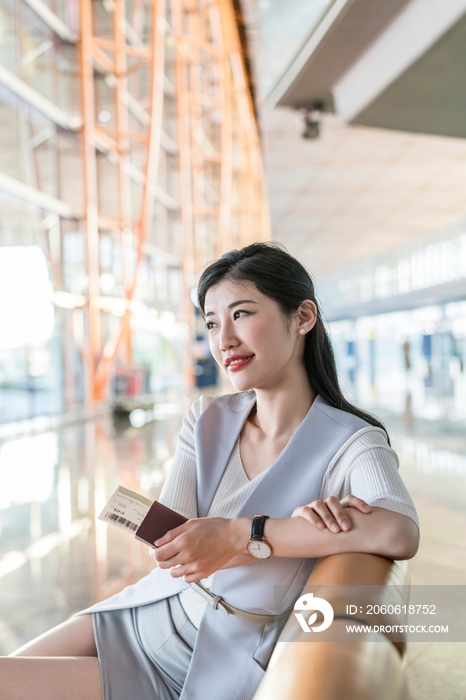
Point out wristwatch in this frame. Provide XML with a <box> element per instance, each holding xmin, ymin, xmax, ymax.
<box><xmin>246</xmin><ymin>515</ymin><xmax>273</xmax><ymax>559</ymax></box>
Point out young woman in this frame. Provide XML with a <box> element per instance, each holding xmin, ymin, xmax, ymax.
<box><xmin>0</xmin><ymin>242</ymin><xmax>419</xmax><ymax>700</ymax></box>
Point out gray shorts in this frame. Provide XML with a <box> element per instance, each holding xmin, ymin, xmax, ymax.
<box><xmin>92</xmin><ymin>594</ymin><xmax>198</xmax><ymax>700</ymax></box>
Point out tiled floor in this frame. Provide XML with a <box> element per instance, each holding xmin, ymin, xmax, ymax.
<box><xmin>0</xmin><ymin>402</ymin><xmax>188</xmax><ymax>654</ymax></box>
<box><xmin>0</xmin><ymin>400</ymin><xmax>465</xmax><ymax>697</ymax></box>
<box><xmin>389</xmin><ymin>424</ymin><xmax>466</xmax><ymax>699</ymax></box>
<box><xmin>403</xmin><ymin>488</ymin><xmax>466</xmax><ymax>700</ymax></box>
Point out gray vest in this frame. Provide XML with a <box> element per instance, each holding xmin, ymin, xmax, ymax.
<box><xmin>179</xmin><ymin>391</ymin><xmax>369</xmax><ymax>700</ymax></box>
<box><xmin>83</xmin><ymin>391</ymin><xmax>369</xmax><ymax>699</ymax></box>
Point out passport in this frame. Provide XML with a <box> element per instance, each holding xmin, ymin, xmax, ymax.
<box><xmin>135</xmin><ymin>499</ymin><xmax>188</xmax><ymax>546</ymax></box>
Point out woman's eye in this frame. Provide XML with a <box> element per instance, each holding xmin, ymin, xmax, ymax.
<box><xmin>205</xmin><ymin>310</ymin><xmax>249</xmax><ymax>330</ymax></box>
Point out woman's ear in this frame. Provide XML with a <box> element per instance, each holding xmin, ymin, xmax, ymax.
<box><xmin>298</xmin><ymin>300</ymin><xmax>318</xmax><ymax>333</ymax></box>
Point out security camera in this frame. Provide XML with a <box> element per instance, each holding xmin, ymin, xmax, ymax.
<box><xmin>296</xmin><ymin>101</ymin><xmax>323</xmax><ymax>140</ymax></box>
<box><xmin>302</xmin><ymin>114</ymin><xmax>320</xmax><ymax>139</ymax></box>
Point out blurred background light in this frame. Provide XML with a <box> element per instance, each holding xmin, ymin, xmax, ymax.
<box><xmin>0</xmin><ymin>432</ymin><xmax>58</xmax><ymax>507</ymax></box>
<box><xmin>129</xmin><ymin>409</ymin><xmax>147</xmax><ymax>428</ymax></box>
<box><xmin>98</xmin><ymin>110</ymin><xmax>111</xmax><ymax>123</ymax></box>
<box><xmin>0</xmin><ymin>247</ymin><xmax>55</xmax><ymax>350</ymax></box>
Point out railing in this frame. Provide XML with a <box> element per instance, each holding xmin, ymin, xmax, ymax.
<box><xmin>254</xmin><ymin>553</ymin><xmax>410</xmax><ymax>700</ymax></box>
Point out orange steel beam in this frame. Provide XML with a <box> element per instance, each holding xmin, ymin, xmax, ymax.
<box><xmin>219</xmin><ymin>0</ymin><xmax>270</xmax><ymax>241</ymax></box>
<box><xmin>113</xmin><ymin>0</ymin><xmax>132</xmax><ymax>349</ymax></box>
<box><xmin>132</xmin><ymin>0</ymin><xmax>146</xmax><ymax>40</ymax></box>
<box><xmin>93</xmin><ymin>0</ymin><xmax>133</xmax><ymax>374</ymax></box>
<box><xmin>78</xmin><ymin>0</ymin><xmax>269</xmax><ymax>401</ymax></box>
<box><xmin>98</xmin><ymin>127</ymin><xmax>149</xmax><ymax>144</ymax></box>
<box><xmin>92</xmin><ymin>37</ymin><xmax>151</xmax><ymax>59</ymax></box>
<box><xmin>172</xmin><ymin>0</ymin><xmax>196</xmax><ymax>389</ymax></box>
<box><xmin>98</xmin><ymin>214</ymin><xmax>137</xmax><ymax>233</ymax></box>
<box><xmin>175</xmin><ymin>0</ymin><xmax>270</xmax><ymax>383</ymax></box>
<box><xmin>79</xmin><ymin>0</ymin><xmax>102</xmax><ymax>402</ymax></box>
<box><xmin>173</xmin><ymin>0</ymin><xmax>195</xmax><ymax>281</ymax></box>
<box><xmin>93</xmin><ymin>0</ymin><xmax>167</xmax><ymax>397</ymax></box>
<box><xmin>216</xmin><ymin>0</ymin><xmax>233</xmax><ymax>257</ymax></box>
<box><xmin>92</xmin><ymin>128</ymin><xmax>122</xmax><ymax>153</ymax></box>
<box><xmin>187</xmin><ymin>2</ymin><xmax>206</xmax><ymax>273</ymax></box>
<box><xmin>90</xmin><ymin>44</ymin><xmax>116</xmax><ymax>74</ymax></box>
<box><xmin>134</xmin><ymin>0</ymin><xmax>167</xmax><ymax>272</ymax></box>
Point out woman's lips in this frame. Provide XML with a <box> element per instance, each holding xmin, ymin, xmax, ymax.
<box><xmin>227</xmin><ymin>356</ymin><xmax>254</xmax><ymax>371</ymax></box>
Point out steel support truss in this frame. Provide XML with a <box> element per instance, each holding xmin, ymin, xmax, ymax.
<box><xmin>78</xmin><ymin>0</ymin><xmax>269</xmax><ymax>400</ymax></box>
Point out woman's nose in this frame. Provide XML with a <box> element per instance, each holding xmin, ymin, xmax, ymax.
<box><xmin>219</xmin><ymin>323</ymin><xmax>238</xmax><ymax>351</ymax></box>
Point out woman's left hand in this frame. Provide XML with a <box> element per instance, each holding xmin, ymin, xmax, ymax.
<box><xmin>152</xmin><ymin>517</ymin><xmax>242</xmax><ymax>583</ymax></box>
<box><xmin>292</xmin><ymin>495</ymin><xmax>372</xmax><ymax>533</ymax></box>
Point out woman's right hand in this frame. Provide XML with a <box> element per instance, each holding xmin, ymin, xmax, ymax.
<box><xmin>291</xmin><ymin>495</ymin><xmax>372</xmax><ymax>533</ymax></box>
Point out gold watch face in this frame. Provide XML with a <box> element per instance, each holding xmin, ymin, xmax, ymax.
<box><xmin>247</xmin><ymin>539</ymin><xmax>272</xmax><ymax>559</ymax></box>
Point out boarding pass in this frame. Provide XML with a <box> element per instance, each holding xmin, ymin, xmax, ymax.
<box><xmin>98</xmin><ymin>485</ymin><xmax>153</xmax><ymax>534</ymax></box>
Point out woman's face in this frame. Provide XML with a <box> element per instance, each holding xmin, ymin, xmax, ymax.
<box><xmin>203</xmin><ymin>279</ymin><xmax>308</xmax><ymax>392</ymax></box>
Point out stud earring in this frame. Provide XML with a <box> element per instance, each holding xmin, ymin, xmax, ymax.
<box><xmin>299</xmin><ymin>329</ymin><xmax>306</xmax><ymax>335</ymax></box>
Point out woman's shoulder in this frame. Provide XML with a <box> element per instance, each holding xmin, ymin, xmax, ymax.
<box><xmin>343</xmin><ymin>425</ymin><xmax>391</xmax><ymax>449</ymax></box>
<box><xmin>315</xmin><ymin>396</ymin><xmax>373</xmax><ymax>432</ymax></box>
<box><xmin>320</xmin><ymin>426</ymin><xmax>398</xmax><ymax>498</ymax></box>
<box><xmin>328</xmin><ymin>426</ymin><xmax>397</xmax><ymax>475</ymax></box>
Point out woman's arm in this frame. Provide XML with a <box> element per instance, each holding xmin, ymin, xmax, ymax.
<box><xmin>152</xmin><ymin>505</ymin><xmax>419</xmax><ymax>582</ymax></box>
<box><xmin>231</xmin><ymin>506</ymin><xmax>419</xmax><ymax>561</ymax></box>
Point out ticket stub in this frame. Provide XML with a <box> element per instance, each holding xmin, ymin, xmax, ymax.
<box><xmin>98</xmin><ymin>485</ymin><xmax>153</xmax><ymax>534</ymax></box>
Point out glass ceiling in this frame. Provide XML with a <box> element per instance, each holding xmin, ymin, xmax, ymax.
<box><xmin>257</xmin><ymin>0</ymin><xmax>335</xmax><ymax>99</ymax></box>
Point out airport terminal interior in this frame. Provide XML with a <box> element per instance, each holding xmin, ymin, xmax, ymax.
<box><xmin>1</xmin><ymin>0</ymin><xmax>466</xmax><ymax>698</ymax></box>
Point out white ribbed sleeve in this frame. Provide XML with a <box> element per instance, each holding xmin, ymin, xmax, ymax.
<box><xmin>158</xmin><ymin>396</ymin><xmax>210</xmax><ymax>519</ymax></box>
<box><xmin>319</xmin><ymin>426</ymin><xmax>419</xmax><ymax>527</ymax></box>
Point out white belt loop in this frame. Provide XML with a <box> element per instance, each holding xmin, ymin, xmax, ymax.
<box><xmin>211</xmin><ymin>594</ymin><xmax>229</xmax><ymax>615</ymax></box>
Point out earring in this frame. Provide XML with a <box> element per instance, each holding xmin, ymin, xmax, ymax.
<box><xmin>299</xmin><ymin>329</ymin><xmax>306</xmax><ymax>335</ymax></box>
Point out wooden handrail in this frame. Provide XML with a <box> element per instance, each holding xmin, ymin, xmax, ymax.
<box><xmin>253</xmin><ymin>554</ymin><xmax>410</xmax><ymax>700</ymax></box>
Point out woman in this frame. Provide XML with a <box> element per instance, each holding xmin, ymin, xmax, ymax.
<box><xmin>0</xmin><ymin>242</ymin><xmax>419</xmax><ymax>700</ymax></box>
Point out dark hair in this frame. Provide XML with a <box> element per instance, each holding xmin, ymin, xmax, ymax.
<box><xmin>197</xmin><ymin>241</ymin><xmax>390</xmax><ymax>444</ymax></box>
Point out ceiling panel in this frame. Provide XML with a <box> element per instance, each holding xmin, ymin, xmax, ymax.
<box><xmin>261</xmin><ymin>106</ymin><xmax>466</xmax><ymax>278</ymax></box>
